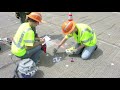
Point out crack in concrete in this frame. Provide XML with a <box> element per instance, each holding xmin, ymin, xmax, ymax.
<box><xmin>89</xmin><ymin>15</ymin><xmax>112</xmax><ymax>25</ymax></box>
<box><xmin>0</xmin><ymin>60</ymin><xmax>18</xmax><ymax>70</ymax></box>
<box><xmin>106</xmin><ymin>24</ymin><xmax>116</xmax><ymax>30</ymax></box>
<box><xmin>98</xmin><ymin>38</ymin><xmax>120</xmax><ymax>49</ymax></box>
<box><xmin>106</xmin><ymin>21</ymin><xmax>120</xmax><ymax>30</ymax></box>
<box><xmin>79</xmin><ymin>16</ymin><xmax>89</xmax><ymax>20</ymax></box>
<box><xmin>81</xmin><ymin>19</ymin><xmax>92</xmax><ymax>23</ymax></box>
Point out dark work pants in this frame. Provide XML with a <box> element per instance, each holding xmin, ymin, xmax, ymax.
<box><xmin>75</xmin><ymin>43</ymin><xmax>97</xmax><ymax>60</ymax></box>
<box><xmin>19</xmin><ymin>46</ymin><xmax>42</xmax><ymax>64</ymax></box>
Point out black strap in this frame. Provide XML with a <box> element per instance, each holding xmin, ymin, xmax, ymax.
<box><xmin>13</xmin><ymin>65</ymin><xmax>19</xmax><ymax>78</ymax></box>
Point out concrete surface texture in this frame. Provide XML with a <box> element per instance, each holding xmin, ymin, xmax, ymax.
<box><xmin>0</xmin><ymin>12</ymin><xmax>120</xmax><ymax>78</ymax></box>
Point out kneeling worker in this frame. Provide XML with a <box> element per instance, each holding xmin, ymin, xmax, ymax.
<box><xmin>54</xmin><ymin>20</ymin><xmax>97</xmax><ymax>60</ymax></box>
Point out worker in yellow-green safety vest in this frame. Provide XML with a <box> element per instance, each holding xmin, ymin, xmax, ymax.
<box><xmin>15</xmin><ymin>12</ymin><xmax>39</xmax><ymax>38</ymax></box>
<box><xmin>11</xmin><ymin>12</ymin><xmax>45</xmax><ymax>64</ymax></box>
<box><xmin>54</xmin><ymin>20</ymin><xmax>98</xmax><ymax>60</ymax></box>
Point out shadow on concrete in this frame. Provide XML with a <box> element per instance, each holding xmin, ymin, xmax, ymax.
<box><xmin>0</xmin><ymin>43</ymin><xmax>10</xmax><ymax>54</ymax></box>
<box><xmin>68</xmin><ymin>47</ymin><xmax>103</xmax><ymax>60</ymax></box>
<box><xmin>46</xmin><ymin>34</ymin><xmax>64</xmax><ymax>41</ymax></box>
<box><xmin>90</xmin><ymin>48</ymin><xmax>103</xmax><ymax>59</ymax></box>
<box><xmin>33</xmin><ymin>70</ymin><xmax>44</xmax><ymax>78</ymax></box>
<box><xmin>38</xmin><ymin>51</ymin><xmax>67</xmax><ymax>67</ymax></box>
<box><xmin>55</xmin><ymin>51</ymin><xmax>68</xmax><ymax>61</ymax></box>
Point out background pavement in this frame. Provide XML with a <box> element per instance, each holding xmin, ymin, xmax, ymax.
<box><xmin>0</xmin><ymin>12</ymin><xmax>120</xmax><ymax>78</ymax></box>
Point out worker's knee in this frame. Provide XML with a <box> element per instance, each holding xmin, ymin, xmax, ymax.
<box><xmin>35</xmin><ymin>45</ymin><xmax>41</xmax><ymax>50</ymax></box>
<box><xmin>81</xmin><ymin>54</ymin><xmax>91</xmax><ymax>60</ymax></box>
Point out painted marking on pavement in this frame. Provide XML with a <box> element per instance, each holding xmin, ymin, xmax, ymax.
<box><xmin>53</xmin><ymin>57</ymin><xmax>62</xmax><ymax>63</ymax></box>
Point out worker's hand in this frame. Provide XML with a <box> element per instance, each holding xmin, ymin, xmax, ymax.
<box><xmin>40</xmin><ymin>38</ymin><xmax>45</xmax><ymax>44</ymax></box>
<box><xmin>72</xmin><ymin>49</ymin><xmax>78</xmax><ymax>54</ymax></box>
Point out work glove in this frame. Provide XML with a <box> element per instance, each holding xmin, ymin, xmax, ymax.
<box><xmin>65</xmin><ymin>47</ymin><xmax>76</xmax><ymax>55</ymax></box>
<box><xmin>72</xmin><ymin>49</ymin><xmax>78</xmax><ymax>54</ymax></box>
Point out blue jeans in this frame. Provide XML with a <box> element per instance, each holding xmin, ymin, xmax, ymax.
<box><xmin>18</xmin><ymin>46</ymin><xmax>42</xmax><ymax>64</ymax></box>
<box><xmin>75</xmin><ymin>43</ymin><xmax>97</xmax><ymax>60</ymax></box>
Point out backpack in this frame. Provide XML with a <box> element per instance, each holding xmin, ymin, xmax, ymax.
<box><xmin>13</xmin><ymin>58</ymin><xmax>38</xmax><ymax>78</ymax></box>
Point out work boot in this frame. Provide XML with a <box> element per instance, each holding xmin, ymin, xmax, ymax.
<box><xmin>95</xmin><ymin>45</ymin><xmax>98</xmax><ymax>51</ymax></box>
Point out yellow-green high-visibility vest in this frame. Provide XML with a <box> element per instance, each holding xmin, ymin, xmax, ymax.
<box><xmin>65</xmin><ymin>23</ymin><xmax>97</xmax><ymax>46</ymax></box>
<box><xmin>11</xmin><ymin>22</ymin><xmax>35</xmax><ymax>57</ymax></box>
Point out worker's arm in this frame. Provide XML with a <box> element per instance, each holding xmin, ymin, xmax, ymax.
<box><xmin>35</xmin><ymin>37</ymin><xmax>45</xmax><ymax>44</ymax></box>
<box><xmin>58</xmin><ymin>34</ymin><xmax>72</xmax><ymax>48</ymax></box>
<box><xmin>53</xmin><ymin>37</ymin><xmax>68</xmax><ymax>53</ymax></box>
<box><xmin>24</xmin><ymin>30</ymin><xmax>45</xmax><ymax>50</ymax></box>
<box><xmin>25</xmin><ymin>37</ymin><xmax>45</xmax><ymax>50</ymax></box>
<box><xmin>58</xmin><ymin>37</ymin><xmax>68</xmax><ymax>48</ymax></box>
<box><xmin>72</xmin><ymin>44</ymin><xmax>85</xmax><ymax>53</ymax></box>
<box><xmin>76</xmin><ymin>44</ymin><xmax>85</xmax><ymax>50</ymax></box>
<box><xmin>34</xmin><ymin>33</ymin><xmax>42</xmax><ymax>41</ymax></box>
<box><xmin>35</xmin><ymin>37</ymin><xmax>40</xmax><ymax>41</ymax></box>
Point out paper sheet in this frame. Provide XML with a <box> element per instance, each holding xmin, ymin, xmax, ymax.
<box><xmin>42</xmin><ymin>36</ymin><xmax>51</xmax><ymax>45</ymax></box>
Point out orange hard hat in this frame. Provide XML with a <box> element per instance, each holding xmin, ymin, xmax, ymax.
<box><xmin>27</xmin><ymin>12</ymin><xmax>42</xmax><ymax>23</ymax></box>
<box><xmin>62</xmin><ymin>21</ymin><xmax>76</xmax><ymax>35</ymax></box>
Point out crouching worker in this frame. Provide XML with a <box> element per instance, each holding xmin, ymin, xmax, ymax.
<box><xmin>11</xmin><ymin>12</ymin><xmax>45</xmax><ymax>64</ymax></box>
<box><xmin>54</xmin><ymin>20</ymin><xmax>97</xmax><ymax>60</ymax></box>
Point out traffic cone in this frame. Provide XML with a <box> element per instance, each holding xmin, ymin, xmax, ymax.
<box><xmin>68</xmin><ymin>12</ymin><xmax>73</xmax><ymax>21</ymax></box>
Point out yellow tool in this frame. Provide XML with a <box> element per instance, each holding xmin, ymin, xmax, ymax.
<box><xmin>65</xmin><ymin>47</ymin><xmax>75</xmax><ymax>55</ymax></box>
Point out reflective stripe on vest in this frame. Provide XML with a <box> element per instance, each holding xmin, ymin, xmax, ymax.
<box><xmin>82</xmin><ymin>36</ymin><xmax>94</xmax><ymax>43</ymax></box>
<box><xmin>24</xmin><ymin>40</ymin><xmax>34</xmax><ymax>43</ymax></box>
<box><xmin>81</xmin><ymin>28</ymin><xmax>94</xmax><ymax>44</ymax></box>
<box><xmin>81</xmin><ymin>28</ymin><xmax>94</xmax><ymax>35</ymax></box>
<box><xmin>13</xmin><ymin>28</ymin><xmax>31</xmax><ymax>49</ymax></box>
<box><xmin>13</xmin><ymin>39</ymin><xmax>25</xmax><ymax>49</ymax></box>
